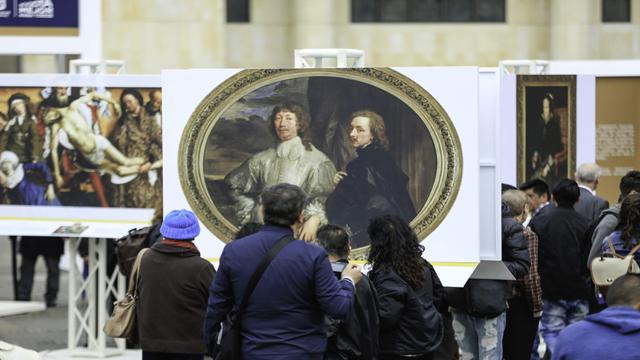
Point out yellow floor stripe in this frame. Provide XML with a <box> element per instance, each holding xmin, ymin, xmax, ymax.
<box><xmin>205</xmin><ymin>258</ymin><xmax>478</xmax><ymax>267</ymax></box>
<box><xmin>0</xmin><ymin>216</ymin><xmax>150</xmax><ymax>225</ymax></box>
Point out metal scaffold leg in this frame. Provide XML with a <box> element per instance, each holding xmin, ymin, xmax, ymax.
<box><xmin>67</xmin><ymin>238</ymin><xmax>125</xmax><ymax>358</ymax></box>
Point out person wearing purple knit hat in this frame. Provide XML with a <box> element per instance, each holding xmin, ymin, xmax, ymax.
<box><xmin>136</xmin><ymin>209</ymin><xmax>215</xmax><ymax>360</ymax></box>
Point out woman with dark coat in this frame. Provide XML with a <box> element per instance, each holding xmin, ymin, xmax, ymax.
<box><xmin>367</xmin><ymin>215</ymin><xmax>443</xmax><ymax>360</ymax></box>
<box><xmin>136</xmin><ymin>209</ymin><xmax>215</xmax><ymax>360</ymax></box>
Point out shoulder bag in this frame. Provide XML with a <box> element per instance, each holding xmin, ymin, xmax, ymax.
<box><xmin>213</xmin><ymin>234</ymin><xmax>294</xmax><ymax>360</ymax></box>
<box><xmin>103</xmin><ymin>247</ymin><xmax>149</xmax><ymax>338</ymax></box>
<box><xmin>591</xmin><ymin>237</ymin><xmax>640</xmax><ymax>287</ymax></box>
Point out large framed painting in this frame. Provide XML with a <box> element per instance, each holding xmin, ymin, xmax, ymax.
<box><xmin>0</xmin><ymin>83</ymin><xmax>162</xmax><ymax>210</ymax></box>
<box><xmin>179</xmin><ymin>68</ymin><xmax>463</xmax><ymax>258</ymax></box>
<box><xmin>517</xmin><ymin>75</ymin><xmax>576</xmax><ymax>187</ymax></box>
<box><xmin>0</xmin><ymin>75</ymin><xmax>161</xmax><ymax>238</ymax></box>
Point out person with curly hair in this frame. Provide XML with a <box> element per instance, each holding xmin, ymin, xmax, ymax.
<box><xmin>600</xmin><ymin>192</ymin><xmax>640</xmax><ymax>264</ymax></box>
<box><xmin>367</xmin><ymin>214</ymin><xmax>443</xmax><ymax>360</ymax></box>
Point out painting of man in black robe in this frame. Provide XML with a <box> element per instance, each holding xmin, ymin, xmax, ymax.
<box><xmin>518</xmin><ymin>75</ymin><xmax>576</xmax><ymax>188</ymax></box>
<box><xmin>326</xmin><ymin>110</ymin><xmax>416</xmax><ymax>248</ymax></box>
<box><xmin>203</xmin><ymin>75</ymin><xmax>438</xmax><ymax>249</ymax></box>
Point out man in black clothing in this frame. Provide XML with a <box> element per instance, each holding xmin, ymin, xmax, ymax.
<box><xmin>316</xmin><ymin>224</ymin><xmax>379</xmax><ymax>360</ymax></box>
<box><xmin>529</xmin><ymin>179</ymin><xmax>591</xmax><ymax>356</ymax></box>
<box><xmin>326</xmin><ymin>110</ymin><xmax>416</xmax><ymax>248</ymax></box>
<box><xmin>16</xmin><ymin>236</ymin><xmax>64</xmax><ymax>307</ymax></box>
<box><xmin>519</xmin><ymin>178</ymin><xmax>553</xmax><ymax>218</ymax></box>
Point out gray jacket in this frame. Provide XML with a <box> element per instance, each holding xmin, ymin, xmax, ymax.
<box><xmin>586</xmin><ymin>204</ymin><xmax>621</xmax><ymax>268</ymax></box>
<box><xmin>574</xmin><ymin>187</ymin><xmax>609</xmax><ymax>223</ymax></box>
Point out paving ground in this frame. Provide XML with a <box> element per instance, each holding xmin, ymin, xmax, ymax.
<box><xmin>0</xmin><ymin>236</ymin><xmax>68</xmax><ymax>351</ymax></box>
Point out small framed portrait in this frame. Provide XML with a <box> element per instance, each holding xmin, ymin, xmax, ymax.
<box><xmin>517</xmin><ymin>75</ymin><xmax>576</xmax><ymax>187</ymax></box>
<box><xmin>180</xmin><ymin>68</ymin><xmax>463</xmax><ymax>258</ymax></box>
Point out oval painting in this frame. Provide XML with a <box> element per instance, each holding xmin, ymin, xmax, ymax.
<box><xmin>180</xmin><ymin>68</ymin><xmax>462</xmax><ymax>258</ymax></box>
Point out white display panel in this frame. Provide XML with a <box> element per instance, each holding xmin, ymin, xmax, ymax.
<box><xmin>0</xmin><ymin>74</ymin><xmax>160</xmax><ymax>238</ymax></box>
<box><xmin>163</xmin><ymin>67</ymin><xmax>482</xmax><ymax>286</ymax></box>
<box><xmin>478</xmin><ymin>68</ymin><xmax>502</xmax><ymax>261</ymax></box>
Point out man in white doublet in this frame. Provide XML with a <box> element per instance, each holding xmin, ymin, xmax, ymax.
<box><xmin>225</xmin><ymin>102</ymin><xmax>336</xmax><ymax>240</ymax></box>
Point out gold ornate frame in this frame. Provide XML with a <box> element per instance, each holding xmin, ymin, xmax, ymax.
<box><xmin>179</xmin><ymin>68</ymin><xmax>463</xmax><ymax>255</ymax></box>
<box><xmin>516</xmin><ymin>75</ymin><xmax>577</xmax><ymax>185</ymax></box>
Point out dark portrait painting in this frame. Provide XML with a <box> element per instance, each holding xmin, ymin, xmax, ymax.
<box><xmin>517</xmin><ymin>75</ymin><xmax>576</xmax><ymax>187</ymax></box>
<box><xmin>180</xmin><ymin>68</ymin><xmax>463</xmax><ymax>257</ymax></box>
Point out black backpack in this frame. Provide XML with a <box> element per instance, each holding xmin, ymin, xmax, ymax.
<box><xmin>114</xmin><ymin>224</ymin><xmax>161</xmax><ymax>278</ymax></box>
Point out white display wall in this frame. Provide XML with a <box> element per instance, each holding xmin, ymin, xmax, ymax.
<box><xmin>163</xmin><ymin>67</ymin><xmax>483</xmax><ymax>286</ymax></box>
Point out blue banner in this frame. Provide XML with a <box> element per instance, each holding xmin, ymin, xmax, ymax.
<box><xmin>0</xmin><ymin>0</ymin><xmax>79</xmax><ymax>35</ymax></box>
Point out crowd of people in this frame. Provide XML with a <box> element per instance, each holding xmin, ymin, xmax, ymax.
<box><xmin>127</xmin><ymin>163</ymin><xmax>640</xmax><ymax>360</ymax></box>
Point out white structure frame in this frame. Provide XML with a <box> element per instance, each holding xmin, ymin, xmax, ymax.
<box><xmin>294</xmin><ymin>49</ymin><xmax>365</xmax><ymax>68</ymax></box>
<box><xmin>69</xmin><ymin>60</ymin><xmax>126</xmax><ymax>75</ymax></box>
<box><xmin>66</xmin><ymin>237</ymin><xmax>126</xmax><ymax>357</ymax></box>
<box><xmin>66</xmin><ymin>60</ymin><xmax>127</xmax><ymax>358</ymax></box>
<box><xmin>499</xmin><ymin>60</ymin><xmax>550</xmax><ymax>75</ymax></box>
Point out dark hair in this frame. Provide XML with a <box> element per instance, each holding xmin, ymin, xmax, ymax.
<box><xmin>519</xmin><ymin>178</ymin><xmax>550</xmax><ymax>199</ymax></box>
<box><xmin>234</xmin><ymin>222</ymin><xmax>262</xmax><ymax>240</ymax></box>
<box><xmin>618</xmin><ymin>193</ymin><xmax>640</xmax><ymax>250</ymax></box>
<box><xmin>501</xmin><ymin>183</ymin><xmax>517</xmax><ymax>194</ymax></box>
<box><xmin>269</xmin><ymin>102</ymin><xmax>312</xmax><ymax>151</ymax></box>
<box><xmin>120</xmin><ymin>88</ymin><xmax>144</xmax><ymax>108</ymax></box>
<box><xmin>349</xmin><ymin>110</ymin><xmax>389</xmax><ymax>150</ymax></box>
<box><xmin>620</xmin><ymin>170</ymin><xmax>640</xmax><ymax>199</ymax></box>
<box><xmin>316</xmin><ymin>224</ymin><xmax>350</xmax><ymax>259</ymax></box>
<box><xmin>606</xmin><ymin>274</ymin><xmax>640</xmax><ymax>307</ymax></box>
<box><xmin>552</xmin><ymin>178</ymin><xmax>580</xmax><ymax>207</ymax></box>
<box><xmin>368</xmin><ymin>215</ymin><xmax>425</xmax><ymax>289</ymax></box>
<box><xmin>261</xmin><ymin>183</ymin><xmax>307</xmax><ymax>227</ymax></box>
<box><xmin>119</xmin><ymin>88</ymin><xmax>144</xmax><ymax>124</ymax></box>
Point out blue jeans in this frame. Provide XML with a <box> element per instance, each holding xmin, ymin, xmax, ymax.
<box><xmin>452</xmin><ymin>311</ymin><xmax>506</xmax><ymax>360</ymax></box>
<box><xmin>539</xmin><ymin>299</ymin><xmax>588</xmax><ymax>354</ymax></box>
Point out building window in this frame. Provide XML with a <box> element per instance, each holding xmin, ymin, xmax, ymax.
<box><xmin>227</xmin><ymin>0</ymin><xmax>249</xmax><ymax>23</ymax></box>
<box><xmin>0</xmin><ymin>56</ymin><xmax>20</xmax><ymax>73</ymax></box>
<box><xmin>351</xmin><ymin>0</ymin><xmax>505</xmax><ymax>23</ymax></box>
<box><xmin>602</xmin><ymin>0</ymin><xmax>631</xmax><ymax>22</ymax></box>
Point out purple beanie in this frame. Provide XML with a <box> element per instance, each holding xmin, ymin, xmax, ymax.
<box><xmin>160</xmin><ymin>209</ymin><xmax>200</xmax><ymax>240</ymax></box>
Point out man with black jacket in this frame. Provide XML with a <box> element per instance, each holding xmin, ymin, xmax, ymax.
<box><xmin>529</xmin><ymin>179</ymin><xmax>591</xmax><ymax>356</ymax></box>
<box><xmin>448</xmin><ymin>202</ymin><xmax>530</xmax><ymax>360</ymax></box>
<box><xmin>316</xmin><ymin>224</ymin><xmax>379</xmax><ymax>360</ymax></box>
<box><xmin>519</xmin><ymin>178</ymin><xmax>553</xmax><ymax>219</ymax></box>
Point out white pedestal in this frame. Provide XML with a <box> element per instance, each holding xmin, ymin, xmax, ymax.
<box><xmin>0</xmin><ymin>300</ymin><xmax>46</xmax><ymax>317</ymax></box>
<box><xmin>43</xmin><ymin>349</ymin><xmax>141</xmax><ymax>359</ymax></box>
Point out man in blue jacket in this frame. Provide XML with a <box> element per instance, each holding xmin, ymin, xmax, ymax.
<box><xmin>204</xmin><ymin>183</ymin><xmax>362</xmax><ymax>359</ymax></box>
<box><xmin>552</xmin><ymin>274</ymin><xmax>640</xmax><ymax>360</ymax></box>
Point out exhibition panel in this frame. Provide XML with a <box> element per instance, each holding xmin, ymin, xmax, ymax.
<box><xmin>163</xmin><ymin>66</ymin><xmax>481</xmax><ymax>286</ymax></box>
